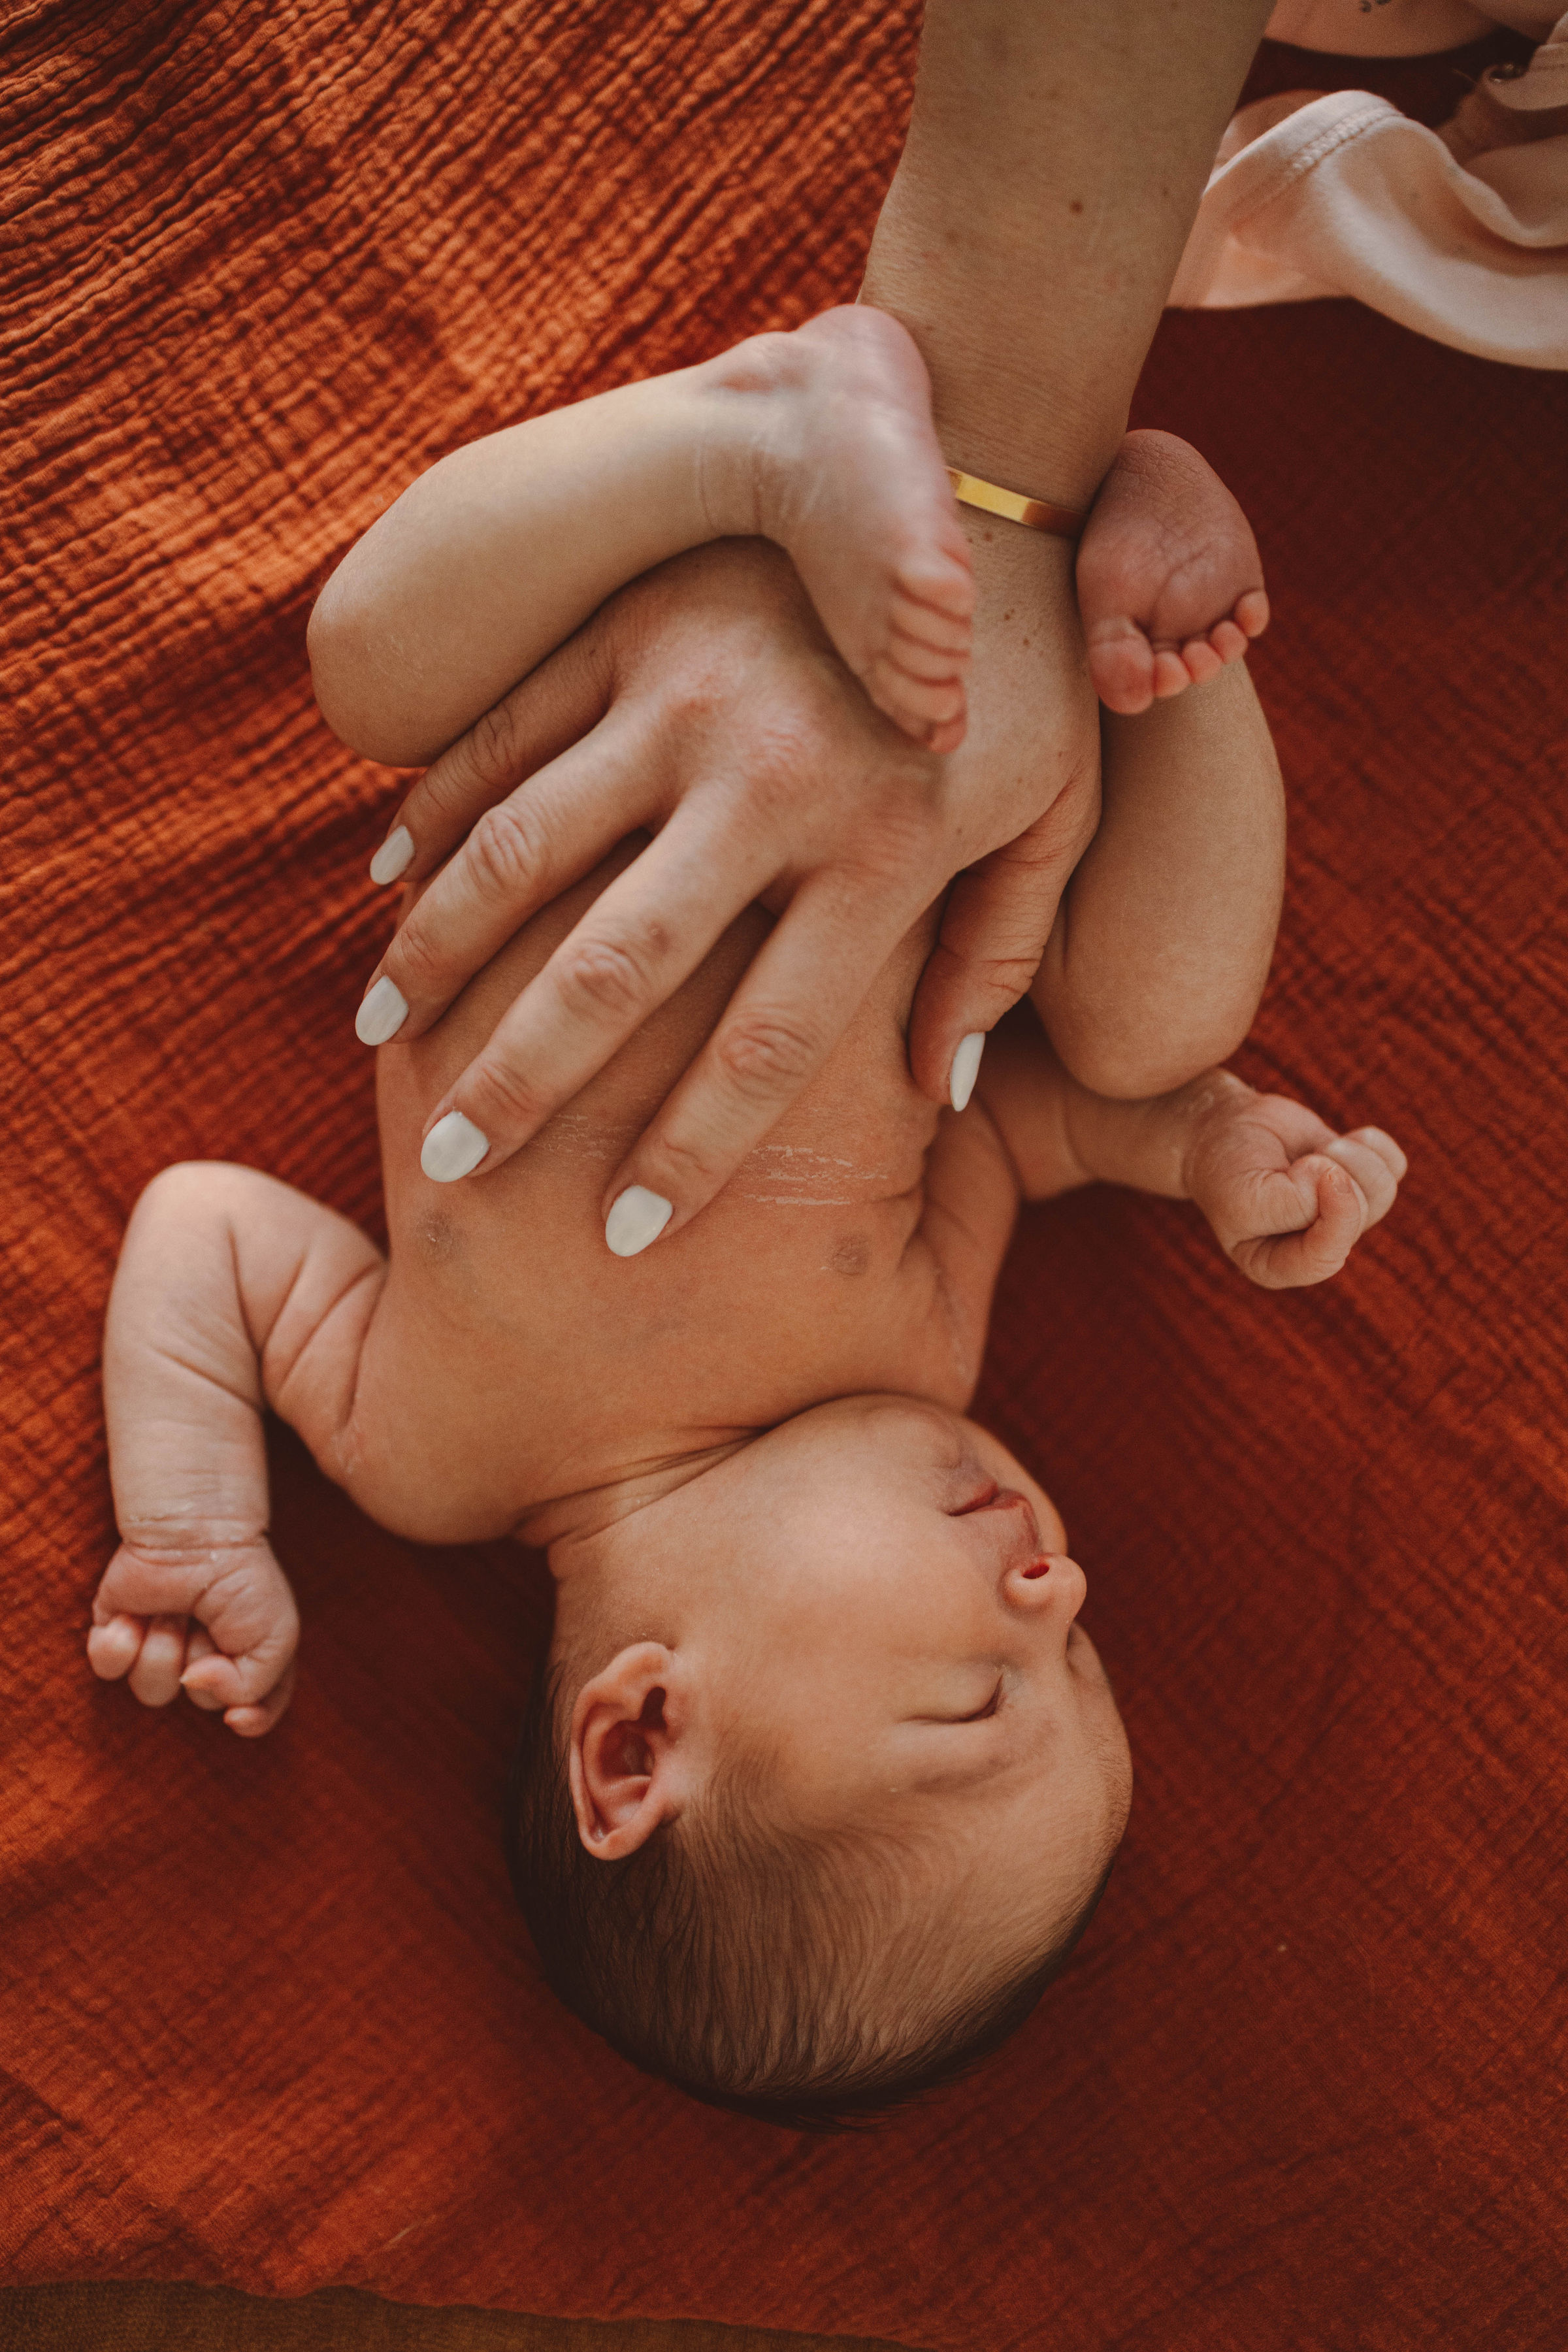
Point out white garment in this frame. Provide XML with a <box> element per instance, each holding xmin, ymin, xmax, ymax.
<box><xmin>1171</xmin><ymin>9</ymin><xmax>1568</xmax><ymax>367</ymax></box>
<box><xmin>1264</xmin><ymin>1</ymin><xmax>1559</xmax><ymax>56</ymax></box>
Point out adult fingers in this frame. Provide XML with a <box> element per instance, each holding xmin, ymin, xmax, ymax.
<box><xmin>358</xmin><ymin>710</ymin><xmax>661</xmax><ymax>1047</ymax></box>
<box><xmin>594</xmin><ymin>871</ymin><xmax>916</xmax><ymax>1254</ymax></box>
<box><xmin>362</xmin><ymin>625</ymin><xmax>613</xmax><ymax>893</ymax></box>
<box><xmin>417</xmin><ymin>797</ymin><xmax>783</xmax><ymax>1181</ymax></box>
<box><xmin>906</xmin><ymin>785</ymin><xmax>1098</xmax><ymax>1111</ymax></box>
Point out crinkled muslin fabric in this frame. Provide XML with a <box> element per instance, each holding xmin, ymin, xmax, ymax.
<box><xmin>3</xmin><ymin>9</ymin><xmax>1567</xmax><ymax>2351</ymax></box>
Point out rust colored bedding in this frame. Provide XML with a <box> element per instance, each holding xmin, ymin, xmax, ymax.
<box><xmin>4</xmin><ymin>7</ymin><xmax>1566</xmax><ymax>2348</ymax></box>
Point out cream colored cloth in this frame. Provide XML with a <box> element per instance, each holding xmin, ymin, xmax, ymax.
<box><xmin>1171</xmin><ymin>10</ymin><xmax>1568</xmax><ymax>366</ymax></box>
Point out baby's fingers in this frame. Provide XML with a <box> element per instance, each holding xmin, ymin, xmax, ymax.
<box><xmin>1234</xmin><ymin>1156</ymin><xmax>1365</xmax><ymax>1289</ymax></box>
<box><xmin>180</xmin><ymin>1624</ymin><xmax>229</xmax><ymax>1713</ymax></box>
<box><xmin>128</xmin><ymin>1615</ymin><xmax>192</xmax><ymax>1708</ymax></box>
<box><xmin>178</xmin><ymin>1555</ymin><xmax>299</xmax><ymax>1731</ymax></box>
<box><xmin>1323</xmin><ymin>1127</ymin><xmax>1406</xmax><ymax>1228</ymax></box>
<box><xmin>221</xmin><ymin>1658</ymin><xmax>298</xmax><ymax>1739</ymax></box>
<box><xmin>86</xmin><ymin>1611</ymin><xmax>144</xmax><ymax>1683</ymax></box>
<box><xmin>86</xmin><ymin>1601</ymin><xmax>190</xmax><ymax>1707</ymax></box>
<box><xmin>180</xmin><ymin>1630</ymin><xmax>295</xmax><ymax>1716</ymax></box>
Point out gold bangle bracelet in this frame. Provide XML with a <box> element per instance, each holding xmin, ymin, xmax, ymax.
<box><xmin>947</xmin><ymin>467</ymin><xmax>1086</xmax><ymax>542</ymax></box>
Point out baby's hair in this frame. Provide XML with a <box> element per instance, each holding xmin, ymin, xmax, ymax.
<box><xmin>506</xmin><ymin>1647</ymin><xmax>1115</xmax><ymax>2131</ymax></box>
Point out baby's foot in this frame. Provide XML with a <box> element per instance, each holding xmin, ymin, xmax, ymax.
<box><xmin>1186</xmin><ymin>1085</ymin><xmax>1407</xmax><ymax>1291</ymax></box>
<box><xmin>706</xmin><ymin>307</ymin><xmax>974</xmax><ymax>753</ymax></box>
<box><xmin>1076</xmin><ymin>429</ymin><xmax>1269</xmax><ymax>717</ymax></box>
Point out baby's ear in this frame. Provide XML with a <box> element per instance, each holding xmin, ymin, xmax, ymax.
<box><xmin>568</xmin><ymin>1642</ymin><xmax>693</xmax><ymax>1860</ymax></box>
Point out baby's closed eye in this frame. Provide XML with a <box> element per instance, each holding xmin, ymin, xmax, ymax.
<box><xmin>914</xmin><ymin>1676</ymin><xmax>1004</xmax><ymax>1725</ymax></box>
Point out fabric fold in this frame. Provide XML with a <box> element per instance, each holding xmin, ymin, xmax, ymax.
<box><xmin>1173</xmin><ymin>14</ymin><xmax>1568</xmax><ymax>366</ymax></box>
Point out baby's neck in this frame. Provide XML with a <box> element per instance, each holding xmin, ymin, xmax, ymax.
<box><xmin>527</xmin><ymin>1433</ymin><xmax>756</xmax><ymax>1562</ymax></box>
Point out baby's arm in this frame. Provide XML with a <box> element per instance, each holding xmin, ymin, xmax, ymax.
<box><xmin>91</xmin><ymin>1166</ymin><xmax>384</xmax><ymax>1735</ymax></box>
<box><xmin>979</xmin><ymin>1020</ymin><xmax>1405</xmax><ymax>1289</ymax></box>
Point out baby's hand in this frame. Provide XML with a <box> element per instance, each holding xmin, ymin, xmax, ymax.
<box><xmin>1186</xmin><ymin>1088</ymin><xmax>1407</xmax><ymax>1290</ymax></box>
<box><xmin>88</xmin><ymin>1526</ymin><xmax>299</xmax><ymax>1737</ymax></box>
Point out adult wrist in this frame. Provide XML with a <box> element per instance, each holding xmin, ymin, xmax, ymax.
<box><xmin>859</xmin><ymin>175</ymin><xmax>1134</xmax><ymax>509</ymax></box>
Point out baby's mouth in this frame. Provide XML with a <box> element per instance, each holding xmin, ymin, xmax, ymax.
<box><xmin>952</xmin><ymin>1476</ymin><xmax>1000</xmax><ymax>1514</ymax></box>
<box><xmin>954</xmin><ymin>1478</ymin><xmax>1049</xmax><ymax>1570</ymax></box>
<box><xmin>953</xmin><ymin>1478</ymin><xmax>1028</xmax><ymax>1519</ymax></box>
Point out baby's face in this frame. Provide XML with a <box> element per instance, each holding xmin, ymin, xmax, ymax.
<box><xmin>642</xmin><ymin>1396</ymin><xmax>1133</xmax><ymax>1946</ymax></box>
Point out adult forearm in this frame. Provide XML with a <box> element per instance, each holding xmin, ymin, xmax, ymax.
<box><xmin>860</xmin><ymin>0</ymin><xmax>1273</xmax><ymax>502</ymax></box>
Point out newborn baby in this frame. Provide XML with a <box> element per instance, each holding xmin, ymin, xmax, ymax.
<box><xmin>90</xmin><ymin>310</ymin><xmax>1404</xmax><ymax>2125</ymax></box>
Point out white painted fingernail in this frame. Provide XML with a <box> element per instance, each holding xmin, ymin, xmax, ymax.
<box><xmin>355</xmin><ymin>975</ymin><xmax>408</xmax><ymax>1046</ymax></box>
<box><xmin>605</xmin><ymin>1185</ymin><xmax>674</xmax><ymax>1258</ymax></box>
<box><xmin>949</xmin><ymin>1032</ymin><xmax>986</xmax><ymax>1113</ymax></box>
<box><xmin>369</xmin><ymin>826</ymin><xmax>415</xmax><ymax>886</ymax></box>
<box><xmin>421</xmin><ymin>1111</ymin><xmax>489</xmax><ymax>1183</ymax></box>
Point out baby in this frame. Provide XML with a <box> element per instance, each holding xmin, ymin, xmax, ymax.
<box><xmin>90</xmin><ymin>310</ymin><xmax>1404</xmax><ymax>2126</ymax></box>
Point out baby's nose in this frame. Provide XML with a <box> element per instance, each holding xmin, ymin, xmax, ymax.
<box><xmin>1005</xmin><ymin>1553</ymin><xmax>1086</xmax><ymax>1615</ymax></box>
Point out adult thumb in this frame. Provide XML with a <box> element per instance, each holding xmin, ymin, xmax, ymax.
<box><xmin>907</xmin><ymin>801</ymin><xmax>1091</xmax><ymax>1107</ymax></box>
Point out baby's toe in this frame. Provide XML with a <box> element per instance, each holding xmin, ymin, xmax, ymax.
<box><xmin>867</xmin><ymin>655</ymin><xmax>966</xmax><ymax>748</ymax></box>
<box><xmin>1151</xmin><ymin>646</ymin><xmax>1191</xmax><ymax>700</ymax></box>
<box><xmin>1235</xmin><ymin>588</ymin><xmax>1270</xmax><ymax>639</ymax></box>
<box><xmin>1180</xmin><ymin>636</ymin><xmax>1224</xmax><ymax>686</ymax></box>
<box><xmin>886</xmin><ymin>600</ymin><xmax>971</xmax><ymax>682</ymax></box>
<box><xmin>891</xmin><ymin>551</ymin><xmax>975</xmax><ymax>636</ymax></box>
<box><xmin>1208</xmin><ymin>617</ymin><xmax>1249</xmax><ymax>665</ymax></box>
<box><xmin>1086</xmin><ymin>623</ymin><xmax>1155</xmax><ymax>715</ymax></box>
<box><xmin>127</xmin><ymin>1614</ymin><xmax>189</xmax><ymax>1708</ymax></box>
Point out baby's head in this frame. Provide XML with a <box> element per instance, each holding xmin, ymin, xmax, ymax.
<box><xmin>510</xmin><ymin>1396</ymin><xmax>1131</xmax><ymax>2126</ymax></box>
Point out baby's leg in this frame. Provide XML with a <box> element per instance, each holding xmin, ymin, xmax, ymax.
<box><xmin>1076</xmin><ymin>429</ymin><xmax>1269</xmax><ymax>715</ymax></box>
<box><xmin>1032</xmin><ymin>658</ymin><xmax>1285</xmax><ymax>1100</ymax></box>
<box><xmin>309</xmin><ymin>308</ymin><xmax>972</xmax><ymax>770</ymax></box>
<box><xmin>728</xmin><ymin>308</ymin><xmax>974</xmax><ymax>751</ymax></box>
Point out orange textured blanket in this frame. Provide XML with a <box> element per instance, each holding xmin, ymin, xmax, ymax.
<box><xmin>4</xmin><ymin>8</ymin><xmax>1566</xmax><ymax>2349</ymax></box>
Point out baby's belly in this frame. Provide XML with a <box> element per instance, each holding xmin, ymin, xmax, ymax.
<box><xmin>368</xmin><ymin>844</ymin><xmax>956</xmax><ymax>1511</ymax></box>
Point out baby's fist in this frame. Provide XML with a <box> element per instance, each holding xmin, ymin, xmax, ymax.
<box><xmin>1186</xmin><ymin>1088</ymin><xmax>1407</xmax><ymax>1289</ymax></box>
<box><xmin>88</xmin><ymin>1529</ymin><xmax>299</xmax><ymax>1737</ymax></box>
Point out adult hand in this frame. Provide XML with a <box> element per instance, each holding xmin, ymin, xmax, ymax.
<box><xmin>357</xmin><ymin>529</ymin><xmax>1099</xmax><ymax>1247</ymax></box>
